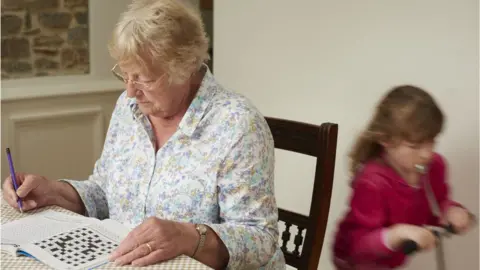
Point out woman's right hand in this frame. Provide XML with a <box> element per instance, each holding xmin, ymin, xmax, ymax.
<box><xmin>2</xmin><ymin>173</ymin><xmax>56</xmax><ymax>212</ymax></box>
<box><xmin>387</xmin><ymin>224</ymin><xmax>437</xmax><ymax>252</ymax></box>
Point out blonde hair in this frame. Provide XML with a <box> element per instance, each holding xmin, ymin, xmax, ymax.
<box><xmin>108</xmin><ymin>0</ymin><xmax>210</xmax><ymax>84</ymax></box>
<box><xmin>349</xmin><ymin>85</ymin><xmax>444</xmax><ymax>176</ymax></box>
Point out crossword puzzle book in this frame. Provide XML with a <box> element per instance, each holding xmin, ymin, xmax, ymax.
<box><xmin>1</xmin><ymin>210</ymin><xmax>130</xmax><ymax>270</ymax></box>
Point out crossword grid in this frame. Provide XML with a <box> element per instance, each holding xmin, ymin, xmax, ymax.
<box><xmin>33</xmin><ymin>227</ymin><xmax>118</xmax><ymax>268</ymax></box>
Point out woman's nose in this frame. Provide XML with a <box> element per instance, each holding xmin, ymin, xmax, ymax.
<box><xmin>126</xmin><ymin>80</ymin><xmax>137</xmax><ymax>98</ymax></box>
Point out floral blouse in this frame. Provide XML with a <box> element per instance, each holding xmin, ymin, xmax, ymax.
<box><xmin>63</xmin><ymin>68</ymin><xmax>286</xmax><ymax>269</ymax></box>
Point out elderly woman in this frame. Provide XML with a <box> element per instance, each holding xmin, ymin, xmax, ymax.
<box><xmin>2</xmin><ymin>0</ymin><xmax>286</xmax><ymax>269</ymax></box>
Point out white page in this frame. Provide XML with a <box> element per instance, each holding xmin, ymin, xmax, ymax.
<box><xmin>0</xmin><ymin>210</ymin><xmax>97</xmax><ymax>246</ymax></box>
<box><xmin>99</xmin><ymin>218</ymin><xmax>130</xmax><ymax>239</ymax></box>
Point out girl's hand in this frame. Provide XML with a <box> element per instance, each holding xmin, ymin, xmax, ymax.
<box><xmin>446</xmin><ymin>206</ymin><xmax>473</xmax><ymax>234</ymax></box>
<box><xmin>387</xmin><ymin>224</ymin><xmax>437</xmax><ymax>252</ymax></box>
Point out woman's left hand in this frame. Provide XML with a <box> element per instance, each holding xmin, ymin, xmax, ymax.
<box><xmin>109</xmin><ymin>217</ymin><xmax>195</xmax><ymax>267</ymax></box>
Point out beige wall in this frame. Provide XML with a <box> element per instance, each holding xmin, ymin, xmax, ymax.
<box><xmin>1</xmin><ymin>90</ymin><xmax>122</xmax><ymax>182</ymax></box>
<box><xmin>214</xmin><ymin>0</ymin><xmax>479</xmax><ymax>269</ymax></box>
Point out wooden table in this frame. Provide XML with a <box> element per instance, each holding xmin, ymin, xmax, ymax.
<box><xmin>0</xmin><ymin>196</ymin><xmax>212</xmax><ymax>270</ymax></box>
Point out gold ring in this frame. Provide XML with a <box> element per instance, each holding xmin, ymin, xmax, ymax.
<box><xmin>146</xmin><ymin>243</ymin><xmax>153</xmax><ymax>253</ymax></box>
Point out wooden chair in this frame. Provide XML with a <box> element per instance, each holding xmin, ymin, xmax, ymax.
<box><xmin>265</xmin><ymin>117</ymin><xmax>338</xmax><ymax>270</ymax></box>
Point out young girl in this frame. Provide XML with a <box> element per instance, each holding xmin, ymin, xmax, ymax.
<box><xmin>332</xmin><ymin>85</ymin><xmax>474</xmax><ymax>269</ymax></box>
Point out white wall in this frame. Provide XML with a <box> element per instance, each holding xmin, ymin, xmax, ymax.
<box><xmin>214</xmin><ymin>1</ymin><xmax>479</xmax><ymax>269</ymax></box>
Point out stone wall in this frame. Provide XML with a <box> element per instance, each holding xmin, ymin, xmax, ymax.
<box><xmin>1</xmin><ymin>0</ymin><xmax>89</xmax><ymax>79</ymax></box>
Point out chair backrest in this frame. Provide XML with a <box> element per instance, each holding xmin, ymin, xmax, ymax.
<box><xmin>265</xmin><ymin>116</ymin><xmax>338</xmax><ymax>270</ymax></box>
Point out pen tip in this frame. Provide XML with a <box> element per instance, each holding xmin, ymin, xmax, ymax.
<box><xmin>6</xmin><ymin>148</ymin><xmax>10</xmax><ymax>154</ymax></box>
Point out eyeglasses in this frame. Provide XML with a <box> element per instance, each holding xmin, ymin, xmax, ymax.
<box><xmin>111</xmin><ymin>64</ymin><xmax>165</xmax><ymax>92</ymax></box>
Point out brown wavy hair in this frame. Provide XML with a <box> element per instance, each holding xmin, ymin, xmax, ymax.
<box><xmin>349</xmin><ymin>85</ymin><xmax>444</xmax><ymax>176</ymax></box>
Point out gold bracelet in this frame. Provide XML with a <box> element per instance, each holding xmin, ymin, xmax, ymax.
<box><xmin>192</xmin><ymin>239</ymin><xmax>201</xmax><ymax>258</ymax></box>
<box><xmin>192</xmin><ymin>224</ymin><xmax>207</xmax><ymax>258</ymax></box>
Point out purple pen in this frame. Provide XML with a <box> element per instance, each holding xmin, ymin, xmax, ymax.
<box><xmin>6</xmin><ymin>148</ymin><xmax>23</xmax><ymax>212</ymax></box>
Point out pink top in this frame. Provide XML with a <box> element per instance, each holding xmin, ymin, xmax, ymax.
<box><xmin>332</xmin><ymin>153</ymin><xmax>462</xmax><ymax>269</ymax></box>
